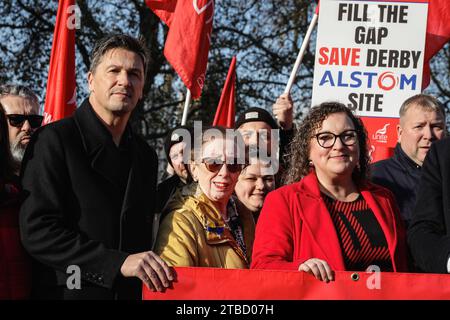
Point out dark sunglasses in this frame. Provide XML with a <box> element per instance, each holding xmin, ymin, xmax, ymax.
<box><xmin>201</xmin><ymin>158</ymin><xmax>245</xmax><ymax>173</ymax></box>
<box><xmin>7</xmin><ymin>114</ymin><xmax>43</xmax><ymax>128</ymax></box>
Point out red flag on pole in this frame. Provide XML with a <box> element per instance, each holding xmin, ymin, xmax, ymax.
<box><xmin>422</xmin><ymin>0</ymin><xmax>450</xmax><ymax>89</ymax></box>
<box><xmin>145</xmin><ymin>0</ymin><xmax>214</xmax><ymax>99</ymax></box>
<box><xmin>212</xmin><ymin>57</ymin><xmax>236</xmax><ymax>128</ymax></box>
<box><xmin>43</xmin><ymin>0</ymin><xmax>77</xmax><ymax>125</ymax></box>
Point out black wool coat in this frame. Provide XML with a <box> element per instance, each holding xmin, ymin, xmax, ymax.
<box><xmin>371</xmin><ymin>143</ymin><xmax>422</xmax><ymax>228</ymax></box>
<box><xmin>19</xmin><ymin>99</ymin><xmax>158</xmax><ymax>299</ymax></box>
<box><xmin>408</xmin><ymin>137</ymin><xmax>450</xmax><ymax>273</ymax></box>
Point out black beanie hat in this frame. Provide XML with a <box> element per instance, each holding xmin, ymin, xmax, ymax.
<box><xmin>164</xmin><ymin>125</ymin><xmax>192</xmax><ymax>167</ymax></box>
<box><xmin>234</xmin><ymin>107</ymin><xmax>278</xmax><ymax>130</ymax></box>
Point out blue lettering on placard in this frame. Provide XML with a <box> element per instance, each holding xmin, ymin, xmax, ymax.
<box><xmin>399</xmin><ymin>74</ymin><xmax>417</xmax><ymax>90</ymax></box>
<box><xmin>318</xmin><ymin>70</ymin><xmax>416</xmax><ymax>91</ymax></box>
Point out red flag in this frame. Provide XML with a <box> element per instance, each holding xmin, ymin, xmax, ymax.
<box><xmin>422</xmin><ymin>0</ymin><xmax>450</xmax><ymax>89</ymax></box>
<box><xmin>43</xmin><ymin>0</ymin><xmax>76</xmax><ymax>125</ymax></box>
<box><xmin>212</xmin><ymin>57</ymin><xmax>236</xmax><ymax>128</ymax></box>
<box><xmin>146</xmin><ymin>0</ymin><xmax>214</xmax><ymax>99</ymax></box>
<box><xmin>143</xmin><ymin>267</ymin><xmax>450</xmax><ymax>300</ymax></box>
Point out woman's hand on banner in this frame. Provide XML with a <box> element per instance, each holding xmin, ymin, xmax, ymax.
<box><xmin>299</xmin><ymin>258</ymin><xmax>335</xmax><ymax>283</ymax></box>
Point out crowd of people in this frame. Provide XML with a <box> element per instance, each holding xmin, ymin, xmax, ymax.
<box><xmin>1</xmin><ymin>33</ymin><xmax>449</xmax><ymax>300</ymax></box>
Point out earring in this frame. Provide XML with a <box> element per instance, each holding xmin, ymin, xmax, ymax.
<box><xmin>308</xmin><ymin>160</ymin><xmax>314</xmax><ymax>167</ymax></box>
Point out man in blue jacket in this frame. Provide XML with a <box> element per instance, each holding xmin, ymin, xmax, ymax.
<box><xmin>371</xmin><ymin>94</ymin><xmax>446</xmax><ymax>228</ymax></box>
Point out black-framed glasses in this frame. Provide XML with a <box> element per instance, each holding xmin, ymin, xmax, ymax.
<box><xmin>6</xmin><ymin>114</ymin><xmax>43</xmax><ymax>128</ymax></box>
<box><xmin>315</xmin><ymin>130</ymin><xmax>358</xmax><ymax>148</ymax></box>
<box><xmin>201</xmin><ymin>157</ymin><xmax>245</xmax><ymax>173</ymax></box>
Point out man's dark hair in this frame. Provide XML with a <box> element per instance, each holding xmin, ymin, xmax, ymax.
<box><xmin>89</xmin><ymin>34</ymin><xmax>151</xmax><ymax>77</ymax></box>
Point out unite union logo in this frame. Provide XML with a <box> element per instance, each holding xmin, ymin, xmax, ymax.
<box><xmin>372</xmin><ymin>123</ymin><xmax>390</xmax><ymax>143</ymax></box>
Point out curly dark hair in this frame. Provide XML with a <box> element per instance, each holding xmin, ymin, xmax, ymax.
<box><xmin>284</xmin><ymin>102</ymin><xmax>370</xmax><ymax>186</ymax></box>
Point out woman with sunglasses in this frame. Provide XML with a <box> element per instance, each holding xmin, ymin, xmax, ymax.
<box><xmin>0</xmin><ymin>104</ymin><xmax>31</xmax><ymax>299</ymax></box>
<box><xmin>251</xmin><ymin>102</ymin><xmax>408</xmax><ymax>281</ymax></box>
<box><xmin>154</xmin><ymin>126</ymin><xmax>255</xmax><ymax>269</ymax></box>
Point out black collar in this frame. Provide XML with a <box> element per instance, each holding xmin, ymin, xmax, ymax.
<box><xmin>73</xmin><ymin>99</ymin><xmax>134</xmax><ymax>188</ymax></box>
<box><xmin>74</xmin><ymin>99</ymin><xmax>132</xmax><ymax>155</ymax></box>
<box><xmin>394</xmin><ymin>143</ymin><xmax>421</xmax><ymax>170</ymax></box>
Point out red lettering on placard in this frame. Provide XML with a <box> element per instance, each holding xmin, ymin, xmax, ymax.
<box><xmin>318</xmin><ymin>47</ymin><xmax>360</xmax><ymax>66</ymax></box>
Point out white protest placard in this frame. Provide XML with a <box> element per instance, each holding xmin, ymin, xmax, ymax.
<box><xmin>311</xmin><ymin>0</ymin><xmax>428</xmax><ymax>118</ymax></box>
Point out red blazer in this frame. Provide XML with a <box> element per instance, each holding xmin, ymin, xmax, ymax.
<box><xmin>251</xmin><ymin>172</ymin><xmax>408</xmax><ymax>272</ymax></box>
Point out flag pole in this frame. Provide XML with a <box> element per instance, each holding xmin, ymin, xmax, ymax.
<box><xmin>284</xmin><ymin>11</ymin><xmax>319</xmax><ymax>94</ymax></box>
<box><xmin>181</xmin><ymin>88</ymin><xmax>191</xmax><ymax>125</ymax></box>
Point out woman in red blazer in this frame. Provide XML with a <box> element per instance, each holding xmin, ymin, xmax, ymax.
<box><xmin>251</xmin><ymin>102</ymin><xmax>408</xmax><ymax>281</ymax></box>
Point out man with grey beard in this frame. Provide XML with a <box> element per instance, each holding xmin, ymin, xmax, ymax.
<box><xmin>0</xmin><ymin>84</ymin><xmax>42</xmax><ymax>177</ymax></box>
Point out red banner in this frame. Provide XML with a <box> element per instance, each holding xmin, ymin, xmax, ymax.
<box><xmin>360</xmin><ymin>117</ymin><xmax>398</xmax><ymax>163</ymax></box>
<box><xmin>146</xmin><ymin>0</ymin><xmax>214</xmax><ymax>99</ymax></box>
<box><xmin>212</xmin><ymin>56</ymin><xmax>236</xmax><ymax>128</ymax></box>
<box><xmin>43</xmin><ymin>0</ymin><xmax>76</xmax><ymax>125</ymax></box>
<box><xmin>143</xmin><ymin>267</ymin><xmax>450</xmax><ymax>300</ymax></box>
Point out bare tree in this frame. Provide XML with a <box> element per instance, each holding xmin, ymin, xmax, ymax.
<box><xmin>1</xmin><ymin>0</ymin><xmax>448</xmax><ymax>174</ymax></box>
<box><xmin>429</xmin><ymin>43</ymin><xmax>450</xmax><ymax>114</ymax></box>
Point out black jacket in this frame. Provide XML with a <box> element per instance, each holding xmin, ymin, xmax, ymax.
<box><xmin>408</xmin><ymin>138</ymin><xmax>450</xmax><ymax>273</ymax></box>
<box><xmin>19</xmin><ymin>99</ymin><xmax>158</xmax><ymax>299</ymax></box>
<box><xmin>371</xmin><ymin>143</ymin><xmax>422</xmax><ymax>227</ymax></box>
<box><xmin>156</xmin><ymin>174</ymin><xmax>181</xmax><ymax>214</ymax></box>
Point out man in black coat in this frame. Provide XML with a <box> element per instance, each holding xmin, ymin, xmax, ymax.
<box><xmin>408</xmin><ymin>137</ymin><xmax>450</xmax><ymax>273</ymax></box>
<box><xmin>19</xmin><ymin>34</ymin><xmax>173</xmax><ymax>299</ymax></box>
